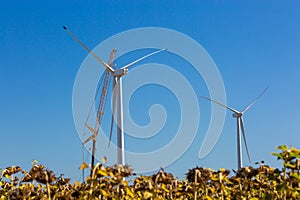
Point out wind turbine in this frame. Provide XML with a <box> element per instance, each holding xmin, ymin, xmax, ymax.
<box><xmin>64</xmin><ymin>26</ymin><xmax>166</xmax><ymax>166</ymax></box>
<box><xmin>200</xmin><ymin>87</ymin><xmax>268</xmax><ymax>169</ymax></box>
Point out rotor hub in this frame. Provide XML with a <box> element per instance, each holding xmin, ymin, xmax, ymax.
<box><xmin>113</xmin><ymin>69</ymin><xmax>128</xmax><ymax>77</ymax></box>
<box><xmin>232</xmin><ymin>113</ymin><xmax>242</xmax><ymax>118</ymax></box>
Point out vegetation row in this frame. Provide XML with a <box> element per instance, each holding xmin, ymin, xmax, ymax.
<box><xmin>1</xmin><ymin>145</ymin><xmax>300</xmax><ymax>199</ymax></box>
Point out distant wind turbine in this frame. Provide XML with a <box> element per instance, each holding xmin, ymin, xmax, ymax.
<box><xmin>200</xmin><ymin>87</ymin><xmax>268</xmax><ymax>169</ymax></box>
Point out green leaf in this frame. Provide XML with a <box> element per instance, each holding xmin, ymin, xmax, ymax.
<box><xmin>283</xmin><ymin>162</ymin><xmax>296</xmax><ymax>169</ymax></box>
<box><xmin>291</xmin><ymin>147</ymin><xmax>300</xmax><ymax>154</ymax></box>
<box><xmin>290</xmin><ymin>172</ymin><xmax>300</xmax><ymax>181</ymax></box>
<box><xmin>224</xmin><ymin>177</ymin><xmax>233</xmax><ymax>184</ymax></box>
<box><xmin>4</xmin><ymin>174</ymin><xmax>11</xmax><ymax>179</ymax></box>
<box><xmin>276</xmin><ymin>145</ymin><xmax>288</xmax><ymax>151</ymax></box>
<box><xmin>289</xmin><ymin>152</ymin><xmax>300</xmax><ymax>159</ymax></box>
<box><xmin>205</xmin><ymin>196</ymin><xmax>213</xmax><ymax>200</ymax></box>
<box><xmin>97</xmin><ymin>169</ymin><xmax>108</xmax><ymax>176</ymax></box>
<box><xmin>272</xmin><ymin>152</ymin><xmax>283</xmax><ymax>160</ymax></box>
<box><xmin>126</xmin><ymin>187</ymin><xmax>134</xmax><ymax>198</ymax></box>
<box><xmin>100</xmin><ymin>189</ymin><xmax>109</xmax><ymax>197</ymax></box>
<box><xmin>161</xmin><ymin>184</ymin><xmax>170</xmax><ymax>193</ymax></box>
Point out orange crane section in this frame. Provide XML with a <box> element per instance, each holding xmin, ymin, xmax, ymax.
<box><xmin>83</xmin><ymin>49</ymin><xmax>116</xmax><ymax>174</ymax></box>
<box><xmin>96</xmin><ymin>49</ymin><xmax>116</xmax><ymax>125</ymax></box>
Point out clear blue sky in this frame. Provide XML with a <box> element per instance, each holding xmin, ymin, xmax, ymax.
<box><xmin>1</xmin><ymin>1</ymin><xmax>299</xmax><ymax>181</ymax></box>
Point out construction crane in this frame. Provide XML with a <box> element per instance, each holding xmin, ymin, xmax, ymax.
<box><xmin>83</xmin><ymin>49</ymin><xmax>117</xmax><ymax>176</ymax></box>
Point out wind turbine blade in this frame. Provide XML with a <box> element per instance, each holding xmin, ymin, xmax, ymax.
<box><xmin>199</xmin><ymin>96</ymin><xmax>240</xmax><ymax>114</ymax></box>
<box><xmin>120</xmin><ymin>49</ymin><xmax>166</xmax><ymax>70</ymax></box>
<box><xmin>108</xmin><ymin>78</ymin><xmax>117</xmax><ymax>147</ymax></box>
<box><xmin>63</xmin><ymin>26</ymin><xmax>115</xmax><ymax>73</ymax></box>
<box><xmin>242</xmin><ymin>87</ymin><xmax>269</xmax><ymax>113</ymax></box>
<box><xmin>240</xmin><ymin>117</ymin><xmax>251</xmax><ymax>163</ymax></box>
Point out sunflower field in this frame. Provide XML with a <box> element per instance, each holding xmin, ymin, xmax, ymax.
<box><xmin>1</xmin><ymin>145</ymin><xmax>299</xmax><ymax>199</ymax></box>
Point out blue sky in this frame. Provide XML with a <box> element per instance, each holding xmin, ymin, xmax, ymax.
<box><xmin>1</xmin><ymin>1</ymin><xmax>299</xmax><ymax>181</ymax></box>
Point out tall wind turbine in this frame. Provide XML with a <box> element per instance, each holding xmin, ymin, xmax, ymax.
<box><xmin>200</xmin><ymin>87</ymin><xmax>268</xmax><ymax>169</ymax></box>
<box><xmin>64</xmin><ymin>26</ymin><xmax>166</xmax><ymax>165</ymax></box>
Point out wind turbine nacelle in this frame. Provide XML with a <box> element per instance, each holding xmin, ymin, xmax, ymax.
<box><xmin>232</xmin><ymin>113</ymin><xmax>242</xmax><ymax>118</ymax></box>
<box><xmin>113</xmin><ymin>69</ymin><xmax>128</xmax><ymax>77</ymax></box>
